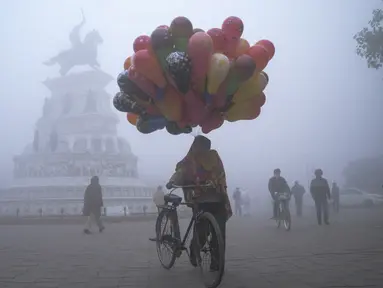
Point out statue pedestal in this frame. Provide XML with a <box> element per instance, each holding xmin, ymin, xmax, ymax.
<box><xmin>0</xmin><ymin>70</ymin><xmax>156</xmax><ymax>217</ymax></box>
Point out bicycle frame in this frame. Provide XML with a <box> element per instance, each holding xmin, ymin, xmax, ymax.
<box><xmin>158</xmin><ymin>183</ymin><xmax>213</xmax><ymax>252</ymax></box>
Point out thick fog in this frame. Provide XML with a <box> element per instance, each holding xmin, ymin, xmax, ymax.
<box><xmin>0</xmin><ymin>0</ymin><xmax>382</xmax><ymax>192</ymax></box>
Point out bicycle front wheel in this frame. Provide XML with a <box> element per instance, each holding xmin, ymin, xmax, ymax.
<box><xmin>194</xmin><ymin>212</ymin><xmax>225</xmax><ymax>288</ymax></box>
<box><xmin>283</xmin><ymin>203</ymin><xmax>291</xmax><ymax>231</ymax></box>
<box><xmin>155</xmin><ymin>209</ymin><xmax>178</xmax><ymax>269</ymax></box>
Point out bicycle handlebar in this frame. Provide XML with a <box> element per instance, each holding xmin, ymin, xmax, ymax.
<box><xmin>170</xmin><ymin>181</ymin><xmax>214</xmax><ymax>189</ymax></box>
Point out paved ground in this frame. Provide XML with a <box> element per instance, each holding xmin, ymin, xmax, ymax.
<box><xmin>0</xmin><ymin>208</ymin><xmax>382</xmax><ymax>288</ymax></box>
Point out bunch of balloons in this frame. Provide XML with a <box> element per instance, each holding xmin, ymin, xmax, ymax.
<box><xmin>113</xmin><ymin>16</ymin><xmax>275</xmax><ymax>135</ymax></box>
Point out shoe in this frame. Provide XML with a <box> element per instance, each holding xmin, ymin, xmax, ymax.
<box><xmin>149</xmin><ymin>237</ymin><xmax>157</xmax><ymax>242</ymax></box>
<box><xmin>189</xmin><ymin>247</ymin><xmax>198</xmax><ymax>267</ymax></box>
<box><xmin>99</xmin><ymin>226</ymin><xmax>105</xmax><ymax>233</ymax></box>
<box><xmin>83</xmin><ymin>229</ymin><xmax>91</xmax><ymax>234</ymax></box>
<box><xmin>325</xmin><ymin>221</ymin><xmax>330</xmax><ymax>225</ymax></box>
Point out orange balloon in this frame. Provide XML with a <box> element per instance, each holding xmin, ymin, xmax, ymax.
<box><xmin>123</xmin><ymin>56</ymin><xmax>133</xmax><ymax>70</ymax></box>
<box><xmin>246</xmin><ymin>44</ymin><xmax>269</xmax><ymax>71</ymax></box>
<box><xmin>133</xmin><ymin>50</ymin><xmax>167</xmax><ymax>88</ymax></box>
<box><xmin>154</xmin><ymin>85</ymin><xmax>183</xmax><ymax>122</ymax></box>
<box><xmin>235</xmin><ymin>38</ymin><xmax>250</xmax><ymax>57</ymax></box>
<box><xmin>127</xmin><ymin>113</ymin><xmax>139</xmax><ymax>126</ymax></box>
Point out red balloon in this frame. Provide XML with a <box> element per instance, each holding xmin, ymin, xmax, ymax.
<box><xmin>222</xmin><ymin>16</ymin><xmax>244</xmax><ymax>40</ymax></box>
<box><xmin>201</xmin><ymin>112</ymin><xmax>224</xmax><ymax>134</ymax></box>
<box><xmin>207</xmin><ymin>28</ymin><xmax>226</xmax><ymax>53</ymax></box>
<box><xmin>170</xmin><ymin>16</ymin><xmax>193</xmax><ymax>38</ymax></box>
<box><xmin>133</xmin><ymin>50</ymin><xmax>167</xmax><ymax>88</ymax></box>
<box><xmin>184</xmin><ymin>90</ymin><xmax>208</xmax><ymax>126</ymax></box>
<box><xmin>133</xmin><ymin>35</ymin><xmax>151</xmax><ymax>53</ymax></box>
<box><xmin>127</xmin><ymin>66</ymin><xmax>156</xmax><ymax>98</ymax></box>
<box><xmin>246</xmin><ymin>45</ymin><xmax>269</xmax><ymax>71</ymax></box>
<box><xmin>256</xmin><ymin>39</ymin><xmax>275</xmax><ymax>60</ymax></box>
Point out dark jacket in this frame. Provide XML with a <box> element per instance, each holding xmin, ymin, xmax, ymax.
<box><xmin>268</xmin><ymin>176</ymin><xmax>290</xmax><ymax>199</ymax></box>
<box><xmin>83</xmin><ymin>178</ymin><xmax>103</xmax><ymax>216</ymax></box>
<box><xmin>292</xmin><ymin>184</ymin><xmax>305</xmax><ymax>198</ymax></box>
<box><xmin>310</xmin><ymin>177</ymin><xmax>331</xmax><ymax>201</ymax></box>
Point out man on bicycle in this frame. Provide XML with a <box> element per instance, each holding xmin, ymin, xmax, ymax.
<box><xmin>166</xmin><ymin>135</ymin><xmax>232</xmax><ymax>270</ymax></box>
<box><xmin>268</xmin><ymin>168</ymin><xmax>290</xmax><ymax>219</ymax></box>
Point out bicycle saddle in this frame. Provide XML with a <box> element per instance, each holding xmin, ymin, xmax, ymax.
<box><xmin>164</xmin><ymin>194</ymin><xmax>182</xmax><ymax>205</ymax></box>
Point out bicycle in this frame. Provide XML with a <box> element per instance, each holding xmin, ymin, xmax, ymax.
<box><xmin>150</xmin><ymin>183</ymin><xmax>225</xmax><ymax>288</ymax></box>
<box><xmin>275</xmin><ymin>192</ymin><xmax>292</xmax><ymax>231</ymax></box>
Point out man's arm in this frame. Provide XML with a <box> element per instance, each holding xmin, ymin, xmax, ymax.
<box><xmin>309</xmin><ymin>180</ymin><xmax>315</xmax><ymax>198</ymax></box>
<box><xmin>268</xmin><ymin>178</ymin><xmax>273</xmax><ymax>196</ymax></box>
<box><xmin>324</xmin><ymin>179</ymin><xmax>331</xmax><ymax>199</ymax></box>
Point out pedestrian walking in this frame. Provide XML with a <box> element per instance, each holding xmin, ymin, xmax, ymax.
<box><xmin>310</xmin><ymin>169</ymin><xmax>331</xmax><ymax>225</ymax></box>
<box><xmin>233</xmin><ymin>187</ymin><xmax>242</xmax><ymax>216</ymax></box>
<box><xmin>292</xmin><ymin>181</ymin><xmax>305</xmax><ymax>217</ymax></box>
<box><xmin>331</xmin><ymin>182</ymin><xmax>340</xmax><ymax>213</ymax></box>
<box><xmin>83</xmin><ymin>176</ymin><xmax>105</xmax><ymax>234</ymax></box>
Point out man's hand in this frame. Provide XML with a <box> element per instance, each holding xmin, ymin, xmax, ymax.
<box><xmin>166</xmin><ymin>181</ymin><xmax>173</xmax><ymax>190</ymax></box>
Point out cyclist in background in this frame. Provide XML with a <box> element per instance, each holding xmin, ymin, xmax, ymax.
<box><xmin>268</xmin><ymin>168</ymin><xmax>290</xmax><ymax>219</ymax></box>
<box><xmin>166</xmin><ymin>135</ymin><xmax>232</xmax><ymax>270</ymax></box>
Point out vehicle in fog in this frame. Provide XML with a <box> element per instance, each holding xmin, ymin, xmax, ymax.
<box><xmin>339</xmin><ymin>188</ymin><xmax>383</xmax><ymax>208</ymax></box>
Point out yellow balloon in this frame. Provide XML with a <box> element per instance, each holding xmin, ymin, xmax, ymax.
<box><xmin>232</xmin><ymin>71</ymin><xmax>268</xmax><ymax>103</ymax></box>
<box><xmin>207</xmin><ymin>53</ymin><xmax>230</xmax><ymax>95</ymax></box>
<box><xmin>225</xmin><ymin>98</ymin><xmax>261</xmax><ymax>122</ymax></box>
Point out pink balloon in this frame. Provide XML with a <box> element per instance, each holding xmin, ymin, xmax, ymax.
<box><xmin>206</xmin><ymin>28</ymin><xmax>226</xmax><ymax>53</ymax></box>
<box><xmin>127</xmin><ymin>66</ymin><xmax>156</xmax><ymax>98</ymax></box>
<box><xmin>184</xmin><ymin>90</ymin><xmax>208</xmax><ymax>126</ymax></box>
<box><xmin>222</xmin><ymin>16</ymin><xmax>244</xmax><ymax>40</ymax></box>
<box><xmin>223</xmin><ymin>36</ymin><xmax>238</xmax><ymax>59</ymax></box>
<box><xmin>201</xmin><ymin>111</ymin><xmax>224</xmax><ymax>134</ymax></box>
<box><xmin>187</xmin><ymin>32</ymin><xmax>213</xmax><ymax>87</ymax></box>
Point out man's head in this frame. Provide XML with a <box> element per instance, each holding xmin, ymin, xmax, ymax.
<box><xmin>157</xmin><ymin>185</ymin><xmax>163</xmax><ymax>191</ymax></box>
<box><xmin>190</xmin><ymin>135</ymin><xmax>211</xmax><ymax>155</ymax></box>
<box><xmin>274</xmin><ymin>168</ymin><xmax>281</xmax><ymax>178</ymax></box>
<box><xmin>294</xmin><ymin>180</ymin><xmax>299</xmax><ymax>186</ymax></box>
<box><xmin>314</xmin><ymin>169</ymin><xmax>323</xmax><ymax>178</ymax></box>
<box><xmin>90</xmin><ymin>176</ymin><xmax>99</xmax><ymax>185</ymax></box>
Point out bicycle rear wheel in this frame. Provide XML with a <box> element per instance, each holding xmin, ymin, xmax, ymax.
<box><xmin>155</xmin><ymin>209</ymin><xmax>178</xmax><ymax>269</ymax></box>
<box><xmin>194</xmin><ymin>212</ymin><xmax>225</xmax><ymax>288</ymax></box>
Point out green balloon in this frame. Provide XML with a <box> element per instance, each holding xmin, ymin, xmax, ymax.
<box><xmin>225</xmin><ymin>72</ymin><xmax>240</xmax><ymax>96</ymax></box>
<box><xmin>174</xmin><ymin>38</ymin><xmax>189</xmax><ymax>53</ymax></box>
<box><xmin>155</xmin><ymin>47</ymin><xmax>174</xmax><ymax>72</ymax></box>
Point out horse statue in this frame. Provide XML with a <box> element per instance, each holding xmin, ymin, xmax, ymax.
<box><xmin>44</xmin><ymin>11</ymin><xmax>103</xmax><ymax>76</ymax></box>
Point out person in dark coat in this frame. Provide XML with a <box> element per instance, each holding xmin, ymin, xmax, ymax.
<box><xmin>233</xmin><ymin>187</ymin><xmax>242</xmax><ymax>216</ymax></box>
<box><xmin>331</xmin><ymin>182</ymin><xmax>340</xmax><ymax>213</ymax></box>
<box><xmin>310</xmin><ymin>169</ymin><xmax>331</xmax><ymax>225</ymax></box>
<box><xmin>83</xmin><ymin>176</ymin><xmax>105</xmax><ymax>234</ymax></box>
<box><xmin>291</xmin><ymin>181</ymin><xmax>305</xmax><ymax>217</ymax></box>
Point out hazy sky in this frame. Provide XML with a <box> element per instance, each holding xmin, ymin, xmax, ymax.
<box><xmin>0</xmin><ymin>0</ymin><xmax>382</xmax><ymax>190</ymax></box>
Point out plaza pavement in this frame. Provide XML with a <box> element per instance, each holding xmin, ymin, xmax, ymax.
<box><xmin>0</xmin><ymin>207</ymin><xmax>382</xmax><ymax>288</ymax></box>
